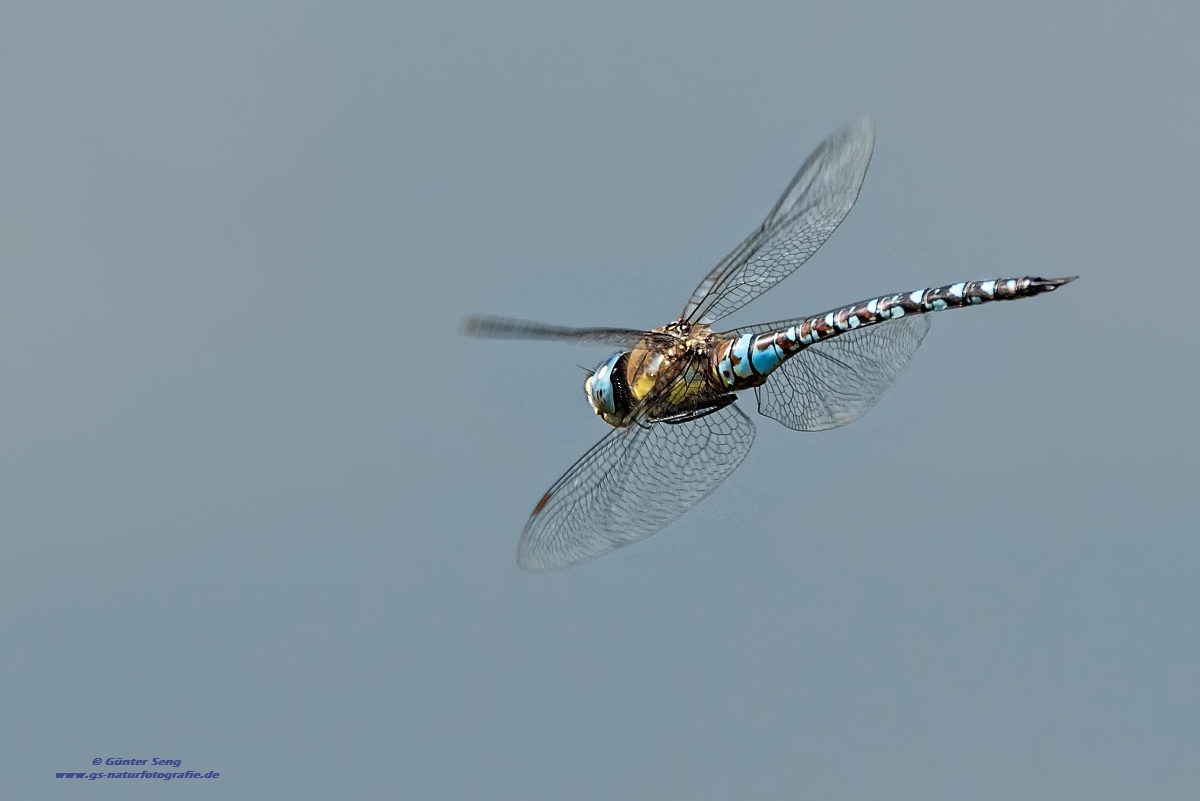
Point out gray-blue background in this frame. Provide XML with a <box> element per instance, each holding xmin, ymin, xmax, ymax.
<box><xmin>3</xmin><ymin>2</ymin><xmax>1197</xmax><ymax>799</ymax></box>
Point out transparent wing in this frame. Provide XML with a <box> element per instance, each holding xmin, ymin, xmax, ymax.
<box><xmin>742</xmin><ymin>315</ymin><xmax>931</xmax><ymax>431</ymax></box>
<box><xmin>682</xmin><ymin>117</ymin><xmax>875</xmax><ymax>324</ymax></box>
<box><xmin>517</xmin><ymin>403</ymin><xmax>755</xmax><ymax>571</ymax></box>
<box><xmin>463</xmin><ymin>315</ymin><xmax>672</xmax><ymax>349</ymax></box>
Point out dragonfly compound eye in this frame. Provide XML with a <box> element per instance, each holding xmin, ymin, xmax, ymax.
<box><xmin>584</xmin><ymin>352</ymin><xmax>631</xmax><ymax>425</ymax></box>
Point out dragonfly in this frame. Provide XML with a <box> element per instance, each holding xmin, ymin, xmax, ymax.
<box><xmin>465</xmin><ymin>117</ymin><xmax>1075</xmax><ymax>571</ymax></box>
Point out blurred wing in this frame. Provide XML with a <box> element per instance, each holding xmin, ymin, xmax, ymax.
<box><xmin>739</xmin><ymin>315</ymin><xmax>931</xmax><ymax>431</ymax></box>
<box><xmin>463</xmin><ymin>315</ymin><xmax>672</xmax><ymax>349</ymax></box>
<box><xmin>517</xmin><ymin>403</ymin><xmax>755</xmax><ymax>571</ymax></box>
<box><xmin>682</xmin><ymin>118</ymin><xmax>875</xmax><ymax>324</ymax></box>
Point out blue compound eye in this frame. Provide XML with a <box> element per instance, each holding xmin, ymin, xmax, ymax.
<box><xmin>584</xmin><ymin>352</ymin><xmax>625</xmax><ymax>418</ymax></box>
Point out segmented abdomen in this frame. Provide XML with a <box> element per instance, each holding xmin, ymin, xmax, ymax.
<box><xmin>713</xmin><ymin>276</ymin><xmax>1074</xmax><ymax>389</ymax></box>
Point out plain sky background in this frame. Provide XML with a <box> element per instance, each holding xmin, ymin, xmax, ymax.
<box><xmin>3</xmin><ymin>2</ymin><xmax>1198</xmax><ymax>799</ymax></box>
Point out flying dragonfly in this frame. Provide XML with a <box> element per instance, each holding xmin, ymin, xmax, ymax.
<box><xmin>465</xmin><ymin>117</ymin><xmax>1075</xmax><ymax>571</ymax></box>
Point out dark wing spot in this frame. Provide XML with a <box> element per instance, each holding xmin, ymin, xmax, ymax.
<box><xmin>532</xmin><ymin>492</ymin><xmax>553</xmax><ymax>515</ymax></box>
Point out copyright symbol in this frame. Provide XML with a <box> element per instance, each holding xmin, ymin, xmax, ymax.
<box><xmin>93</xmin><ymin>758</ymin><xmax>102</xmax><ymax>765</ymax></box>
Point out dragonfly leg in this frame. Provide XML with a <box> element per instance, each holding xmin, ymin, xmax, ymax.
<box><xmin>650</xmin><ymin>395</ymin><xmax>738</xmax><ymax>425</ymax></box>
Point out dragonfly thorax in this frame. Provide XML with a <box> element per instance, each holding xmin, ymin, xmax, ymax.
<box><xmin>584</xmin><ymin>352</ymin><xmax>634</xmax><ymax>427</ymax></box>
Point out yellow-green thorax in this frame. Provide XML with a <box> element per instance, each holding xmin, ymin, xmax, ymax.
<box><xmin>623</xmin><ymin>322</ymin><xmax>718</xmax><ymax>407</ymax></box>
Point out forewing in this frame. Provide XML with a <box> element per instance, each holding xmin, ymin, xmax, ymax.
<box><xmin>682</xmin><ymin>118</ymin><xmax>875</xmax><ymax>324</ymax></box>
<box><xmin>746</xmin><ymin>315</ymin><xmax>931</xmax><ymax>431</ymax></box>
<box><xmin>463</xmin><ymin>315</ymin><xmax>671</xmax><ymax>350</ymax></box>
<box><xmin>517</xmin><ymin>403</ymin><xmax>755</xmax><ymax>571</ymax></box>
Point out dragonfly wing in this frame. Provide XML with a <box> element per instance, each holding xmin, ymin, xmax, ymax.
<box><xmin>517</xmin><ymin>402</ymin><xmax>755</xmax><ymax>571</ymax></box>
<box><xmin>682</xmin><ymin>118</ymin><xmax>875</xmax><ymax>324</ymax></box>
<box><xmin>462</xmin><ymin>315</ymin><xmax>672</xmax><ymax>349</ymax></box>
<box><xmin>749</xmin><ymin>315</ymin><xmax>931</xmax><ymax>431</ymax></box>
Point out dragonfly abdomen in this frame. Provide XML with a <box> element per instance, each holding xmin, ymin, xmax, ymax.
<box><xmin>714</xmin><ymin>275</ymin><xmax>1075</xmax><ymax>390</ymax></box>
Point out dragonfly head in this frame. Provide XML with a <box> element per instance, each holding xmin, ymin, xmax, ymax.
<box><xmin>584</xmin><ymin>352</ymin><xmax>632</xmax><ymax>427</ymax></box>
